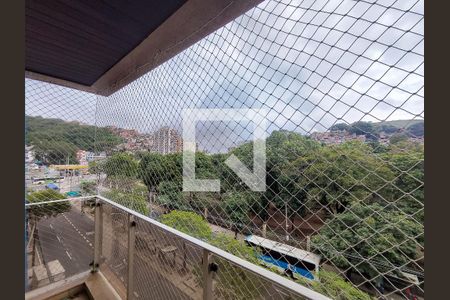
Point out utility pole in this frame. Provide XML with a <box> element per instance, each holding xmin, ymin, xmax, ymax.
<box><xmin>285</xmin><ymin>203</ymin><xmax>289</xmax><ymax>242</ymax></box>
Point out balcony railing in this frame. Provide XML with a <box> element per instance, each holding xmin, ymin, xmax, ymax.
<box><xmin>26</xmin><ymin>196</ymin><xmax>331</xmax><ymax>300</ymax></box>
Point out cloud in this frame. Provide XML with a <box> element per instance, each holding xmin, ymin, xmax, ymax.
<box><xmin>26</xmin><ymin>0</ymin><xmax>424</xmax><ymax>153</ymax></box>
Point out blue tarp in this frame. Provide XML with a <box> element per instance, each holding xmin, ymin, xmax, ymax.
<box><xmin>66</xmin><ymin>191</ymin><xmax>80</xmax><ymax>197</ymax></box>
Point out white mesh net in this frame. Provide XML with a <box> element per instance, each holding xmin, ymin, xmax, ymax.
<box><xmin>26</xmin><ymin>0</ymin><xmax>424</xmax><ymax>299</ymax></box>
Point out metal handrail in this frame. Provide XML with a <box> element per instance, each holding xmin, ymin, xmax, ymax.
<box><xmin>26</xmin><ymin>195</ymin><xmax>331</xmax><ymax>300</ymax></box>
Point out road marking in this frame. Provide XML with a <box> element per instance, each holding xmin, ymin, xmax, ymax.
<box><xmin>65</xmin><ymin>250</ymin><xmax>72</xmax><ymax>260</ymax></box>
<box><xmin>63</xmin><ymin>214</ymin><xmax>94</xmax><ymax>248</ymax></box>
<box><xmin>49</xmin><ymin>224</ymin><xmax>54</xmax><ymax>230</ymax></box>
<box><xmin>56</xmin><ymin>235</ymin><xmax>61</xmax><ymax>243</ymax></box>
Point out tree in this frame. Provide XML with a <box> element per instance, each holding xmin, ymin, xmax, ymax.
<box><xmin>88</xmin><ymin>160</ymin><xmax>103</xmax><ymax>174</ymax></box>
<box><xmin>27</xmin><ymin>189</ymin><xmax>70</xmax><ymax>218</ymax></box>
<box><xmin>389</xmin><ymin>133</ymin><xmax>409</xmax><ymax>144</ymax></box>
<box><xmin>139</xmin><ymin>153</ymin><xmax>181</xmax><ymax>191</ymax></box>
<box><xmin>312</xmin><ymin>203</ymin><xmax>423</xmax><ymax>281</ymax></box>
<box><xmin>32</xmin><ymin>140</ymin><xmax>78</xmax><ymax>165</ymax></box>
<box><xmin>406</xmin><ymin>122</ymin><xmax>424</xmax><ymax>137</ymax></box>
<box><xmin>379</xmin><ymin>124</ymin><xmax>398</xmax><ymax>134</ymax></box>
<box><xmin>157</xmin><ymin>181</ymin><xmax>187</xmax><ymax>211</ymax></box>
<box><xmin>190</xmin><ymin>192</ymin><xmax>218</xmax><ymax>219</ymax></box>
<box><xmin>160</xmin><ymin>210</ymin><xmax>212</xmax><ymax>240</ymax></box>
<box><xmin>296</xmin><ymin>270</ymin><xmax>373</xmax><ymax>300</ymax></box>
<box><xmin>221</xmin><ymin>192</ymin><xmax>256</xmax><ymax>238</ymax></box>
<box><xmin>349</xmin><ymin>121</ymin><xmax>377</xmax><ymax>140</ymax></box>
<box><xmin>80</xmin><ymin>180</ymin><xmax>96</xmax><ymax>196</ymax></box>
<box><xmin>222</xmin><ymin>131</ymin><xmax>320</xmax><ymax>236</ymax></box>
<box><xmin>103</xmin><ymin>153</ymin><xmax>138</xmax><ymax>178</ymax></box>
<box><xmin>285</xmin><ymin>141</ymin><xmax>395</xmax><ymax>215</ymax></box>
<box><xmin>329</xmin><ymin>123</ymin><xmax>350</xmax><ymax>132</ymax></box>
<box><xmin>383</xmin><ymin>147</ymin><xmax>424</xmax><ymax>222</ymax></box>
<box><xmin>26</xmin><ymin>115</ymin><xmax>122</xmax><ymax>162</ymax></box>
<box><xmin>103</xmin><ymin>189</ymin><xmax>148</xmax><ymax>215</ymax></box>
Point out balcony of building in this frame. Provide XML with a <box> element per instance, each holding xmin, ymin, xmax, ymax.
<box><xmin>25</xmin><ymin>0</ymin><xmax>424</xmax><ymax>299</ymax></box>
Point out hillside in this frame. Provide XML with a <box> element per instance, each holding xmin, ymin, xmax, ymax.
<box><xmin>373</xmin><ymin>119</ymin><xmax>423</xmax><ymax>129</ymax></box>
<box><xmin>26</xmin><ymin>115</ymin><xmax>123</xmax><ymax>164</ymax></box>
<box><xmin>329</xmin><ymin>119</ymin><xmax>424</xmax><ymax>137</ymax></box>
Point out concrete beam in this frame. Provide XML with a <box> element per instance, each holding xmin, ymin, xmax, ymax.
<box><xmin>25</xmin><ymin>0</ymin><xmax>263</xmax><ymax>96</ymax></box>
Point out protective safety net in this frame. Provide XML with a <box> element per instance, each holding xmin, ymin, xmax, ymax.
<box><xmin>26</xmin><ymin>0</ymin><xmax>424</xmax><ymax>299</ymax></box>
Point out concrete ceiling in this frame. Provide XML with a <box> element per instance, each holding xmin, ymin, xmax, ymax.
<box><xmin>26</xmin><ymin>0</ymin><xmax>262</xmax><ymax>96</ymax></box>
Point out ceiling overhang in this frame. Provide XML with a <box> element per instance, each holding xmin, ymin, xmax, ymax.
<box><xmin>26</xmin><ymin>0</ymin><xmax>262</xmax><ymax>96</ymax></box>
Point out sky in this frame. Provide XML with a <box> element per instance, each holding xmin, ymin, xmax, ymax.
<box><xmin>25</xmin><ymin>0</ymin><xmax>424</xmax><ymax>153</ymax></box>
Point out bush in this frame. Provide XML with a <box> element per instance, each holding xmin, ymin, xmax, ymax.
<box><xmin>160</xmin><ymin>210</ymin><xmax>212</xmax><ymax>240</ymax></box>
<box><xmin>80</xmin><ymin>180</ymin><xmax>96</xmax><ymax>195</ymax></box>
<box><xmin>209</xmin><ymin>233</ymin><xmax>259</xmax><ymax>263</ymax></box>
<box><xmin>104</xmin><ymin>189</ymin><xmax>148</xmax><ymax>215</ymax></box>
<box><xmin>27</xmin><ymin>189</ymin><xmax>69</xmax><ymax>219</ymax></box>
<box><xmin>296</xmin><ymin>270</ymin><xmax>373</xmax><ymax>300</ymax></box>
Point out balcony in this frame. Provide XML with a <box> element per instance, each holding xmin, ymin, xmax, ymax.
<box><xmin>25</xmin><ymin>0</ymin><xmax>424</xmax><ymax>299</ymax></box>
<box><xmin>26</xmin><ymin>196</ymin><xmax>329</xmax><ymax>300</ymax></box>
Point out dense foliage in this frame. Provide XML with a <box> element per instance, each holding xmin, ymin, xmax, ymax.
<box><xmin>297</xmin><ymin>270</ymin><xmax>373</xmax><ymax>300</ymax></box>
<box><xmin>162</xmin><ymin>210</ymin><xmax>369</xmax><ymax>299</ymax></box>
<box><xmin>329</xmin><ymin>120</ymin><xmax>424</xmax><ymax>140</ymax></box>
<box><xmin>103</xmin><ymin>153</ymin><xmax>139</xmax><ymax>178</ymax></box>
<box><xmin>100</xmin><ymin>129</ymin><xmax>423</xmax><ymax>290</ymax></box>
<box><xmin>103</xmin><ymin>188</ymin><xmax>148</xmax><ymax>215</ymax></box>
<box><xmin>26</xmin><ymin>115</ymin><xmax>122</xmax><ymax>164</ymax></box>
<box><xmin>312</xmin><ymin>203</ymin><xmax>423</xmax><ymax>280</ymax></box>
<box><xmin>160</xmin><ymin>210</ymin><xmax>212</xmax><ymax>240</ymax></box>
<box><xmin>80</xmin><ymin>180</ymin><xmax>96</xmax><ymax>195</ymax></box>
<box><xmin>26</xmin><ymin>189</ymin><xmax>70</xmax><ymax>219</ymax></box>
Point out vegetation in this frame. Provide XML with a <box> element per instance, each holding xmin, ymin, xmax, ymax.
<box><xmin>103</xmin><ymin>187</ymin><xmax>148</xmax><ymax>216</ymax></box>
<box><xmin>80</xmin><ymin>180</ymin><xmax>96</xmax><ymax>195</ymax></box>
<box><xmin>99</xmin><ymin>129</ymin><xmax>423</xmax><ymax>294</ymax></box>
<box><xmin>221</xmin><ymin>192</ymin><xmax>256</xmax><ymax>237</ymax></box>
<box><xmin>26</xmin><ymin>189</ymin><xmax>70</xmax><ymax>218</ymax></box>
<box><xmin>312</xmin><ymin>203</ymin><xmax>423</xmax><ymax>280</ymax></box>
<box><xmin>284</xmin><ymin>141</ymin><xmax>395</xmax><ymax>214</ymax></box>
<box><xmin>297</xmin><ymin>270</ymin><xmax>374</xmax><ymax>300</ymax></box>
<box><xmin>161</xmin><ymin>210</ymin><xmax>212</xmax><ymax>240</ymax></box>
<box><xmin>25</xmin><ymin>115</ymin><xmax>122</xmax><ymax>165</ymax></box>
<box><xmin>163</xmin><ymin>210</ymin><xmax>370</xmax><ymax>299</ymax></box>
<box><xmin>103</xmin><ymin>153</ymin><xmax>138</xmax><ymax>178</ymax></box>
<box><xmin>329</xmin><ymin>119</ymin><xmax>424</xmax><ymax>140</ymax></box>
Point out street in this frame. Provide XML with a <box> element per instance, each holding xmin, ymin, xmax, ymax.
<box><xmin>36</xmin><ymin>204</ymin><xmax>94</xmax><ymax>278</ymax></box>
<box><xmin>34</xmin><ymin>201</ymin><xmax>197</xmax><ymax>299</ymax></box>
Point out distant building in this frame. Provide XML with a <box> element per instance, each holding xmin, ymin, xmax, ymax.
<box><xmin>25</xmin><ymin>145</ymin><xmax>35</xmax><ymax>164</ymax></box>
<box><xmin>310</xmin><ymin>131</ymin><xmax>366</xmax><ymax>145</ymax></box>
<box><xmin>76</xmin><ymin>150</ymin><xmax>107</xmax><ymax>165</ymax></box>
<box><xmin>76</xmin><ymin>150</ymin><xmax>89</xmax><ymax>166</ymax></box>
<box><xmin>151</xmin><ymin>127</ymin><xmax>183</xmax><ymax>154</ymax></box>
<box><xmin>111</xmin><ymin>126</ymin><xmax>183</xmax><ymax>154</ymax></box>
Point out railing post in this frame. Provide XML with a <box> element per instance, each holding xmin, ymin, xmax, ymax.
<box><xmin>127</xmin><ymin>214</ymin><xmax>136</xmax><ymax>300</ymax></box>
<box><xmin>202</xmin><ymin>249</ymin><xmax>217</xmax><ymax>300</ymax></box>
<box><xmin>92</xmin><ymin>199</ymin><xmax>103</xmax><ymax>272</ymax></box>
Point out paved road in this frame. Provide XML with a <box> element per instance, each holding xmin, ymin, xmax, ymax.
<box><xmin>36</xmin><ymin>205</ymin><xmax>95</xmax><ymax>278</ymax></box>
<box><xmin>37</xmin><ymin>202</ymin><xmax>193</xmax><ymax>299</ymax></box>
